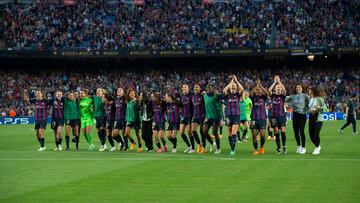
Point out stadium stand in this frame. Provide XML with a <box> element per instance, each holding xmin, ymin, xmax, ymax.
<box><xmin>1</xmin><ymin>0</ymin><xmax>359</xmax><ymax>51</ymax></box>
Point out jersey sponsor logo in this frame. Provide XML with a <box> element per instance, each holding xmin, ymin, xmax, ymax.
<box><xmin>254</xmin><ymin>101</ymin><xmax>264</xmax><ymax>106</ymax></box>
<box><xmin>272</xmin><ymin>100</ymin><xmax>282</xmax><ymax>105</ymax></box>
<box><xmin>227</xmin><ymin>98</ymin><xmax>238</xmax><ymax>102</ymax></box>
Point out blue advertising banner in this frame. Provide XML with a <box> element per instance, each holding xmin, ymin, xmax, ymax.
<box><xmin>0</xmin><ymin>113</ymin><xmax>349</xmax><ymax>125</ymax></box>
<box><xmin>286</xmin><ymin>112</ymin><xmax>346</xmax><ymax>121</ymax></box>
<box><xmin>0</xmin><ymin>117</ymin><xmax>52</xmax><ymax>125</ymax></box>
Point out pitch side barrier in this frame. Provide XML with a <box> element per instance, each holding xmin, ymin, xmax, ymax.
<box><xmin>0</xmin><ymin>46</ymin><xmax>359</xmax><ymax>58</ymax></box>
<box><xmin>0</xmin><ymin>113</ymin><xmax>349</xmax><ymax>125</ymax></box>
<box><xmin>285</xmin><ymin>112</ymin><xmax>347</xmax><ymax>122</ymax></box>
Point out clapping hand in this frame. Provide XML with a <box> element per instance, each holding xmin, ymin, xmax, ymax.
<box><xmin>274</xmin><ymin>75</ymin><xmax>280</xmax><ymax>83</ymax></box>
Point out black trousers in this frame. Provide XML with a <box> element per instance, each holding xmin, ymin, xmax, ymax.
<box><xmin>340</xmin><ymin>116</ymin><xmax>357</xmax><ymax>133</ymax></box>
<box><xmin>293</xmin><ymin>112</ymin><xmax>307</xmax><ymax>147</ymax></box>
<box><xmin>309</xmin><ymin>114</ymin><xmax>322</xmax><ymax>148</ymax></box>
<box><xmin>141</xmin><ymin>120</ymin><xmax>153</xmax><ymax>150</ymax></box>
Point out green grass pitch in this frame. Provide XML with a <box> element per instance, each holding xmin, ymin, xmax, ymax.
<box><xmin>0</xmin><ymin>121</ymin><xmax>359</xmax><ymax>203</ymax></box>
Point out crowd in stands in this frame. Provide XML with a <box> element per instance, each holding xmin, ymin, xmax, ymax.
<box><xmin>1</xmin><ymin>0</ymin><xmax>359</xmax><ymax>50</ymax></box>
<box><xmin>349</xmin><ymin>1</ymin><xmax>360</xmax><ymax>33</ymax></box>
<box><xmin>275</xmin><ymin>0</ymin><xmax>358</xmax><ymax>47</ymax></box>
<box><xmin>0</xmin><ymin>67</ymin><xmax>358</xmax><ymax>117</ymax></box>
<box><xmin>1</xmin><ymin>0</ymin><xmax>272</xmax><ymax>50</ymax></box>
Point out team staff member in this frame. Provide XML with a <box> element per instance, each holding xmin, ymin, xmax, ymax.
<box><xmin>64</xmin><ymin>92</ymin><xmax>81</xmax><ymax>150</ymax></box>
<box><xmin>24</xmin><ymin>89</ymin><xmax>52</xmax><ymax>151</ymax></box>
<box><xmin>268</xmin><ymin>76</ymin><xmax>287</xmax><ymax>154</ymax></box>
<box><xmin>308</xmin><ymin>86</ymin><xmax>328</xmax><ymax>155</ymax></box>
<box><xmin>250</xmin><ymin>80</ymin><xmax>269</xmax><ymax>155</ymax></box>
<box><xmin>286</xmin><ymin>84</ymin><xmax>310</xmax><ymax>154</ymax></box>
<box><xmin>338</xmin><ymin>94</ymin><xmax>358</xmax><ymax>136</ymax></box>
<box><xmin>140</xmin><ymin>92</ymin><xmax>154</xmax><ymax>152</ymax></box>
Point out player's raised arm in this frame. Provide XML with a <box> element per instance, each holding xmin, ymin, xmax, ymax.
<box><xmin>268</xmin><ymin>76</ymin><xmax>278</xmax><ymax>96</ymax></box>
<box><xmin>23</xmin><ymin>88</ymin><xmax>35</xmax><ymax>102</ymax></box>
<box><xmin>250</xmin><ymin>84</ymin><xmax>257</xmax><ymax>97</ymax></box>
<box><xmin>46</xmin><ymin>92</ymin><xmax>55</xmax><ymax>106</ymax></box>
<box><xmin>223</xmin><ymin>78</ymin><xmax>233</xmax><ymax>95</ymax></box>
<box><xmin>257</xmin><ymin>80</ymin><xmax>269</xmax><ymax>97</ymax></box>
<box><xmin>276</xmin><ymin>76</ymin><xmax>287</xmax><ymax>95</ymax></box>
<box><xmin>233</xmin><ymin>75</ymin><xmax>244</xmax><ymax>93</ymax></box>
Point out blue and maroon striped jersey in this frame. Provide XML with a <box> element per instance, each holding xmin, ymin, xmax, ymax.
<box><xmin>152</xmin><ymin>102</ymin><xmax>166</xmax><ymax>123</ymax></box>
<box><xmin>31</xmin><ymin>99</ymin><xmax>51</xmax><ymax>121</ymax></box>
<box><xmin>266</xmin><ymin>98</ymin><xmax>272</xmax><ymax>118</ymax></box>
<box><xmin>105</xmin><ymin>102</ymin><xmax>116</xmax><ymax>121</ymax></box>
<box><xmin>166</xmin><ymin>102</ymin><xmax>180</xmax><ymax>123</ymax></box>
<box><xmin>115</xmin><ymin>96</ymin><xmax>126</xmax><ymax>120</ymax></box>
<box><xmin>250</xmin><ymin>95</ymin><xmax>267</xmax><ymax>120</ymax></box>
<box><xmin>52</xmin><ymin>98</ymin><xmax>64</xmax><ymax>119</ymax></box>
<box><xmin>180</xmin><ymin>94</ymin><xmax>193</xmax><ymax>118</ymax></box>
<box><xmin>271</xmin><ymin>94</ymin><xmax>286</xmax><ymax>117</ymax></box>
<box><xmin>191</xmin><ymin>94</ymin><xmax>205</xmax><ymax>118</ymax></box>
<box><xmin>224</xmin><ymin>93</ymin><xmax>241</xmax><ymax>116</ymax></box>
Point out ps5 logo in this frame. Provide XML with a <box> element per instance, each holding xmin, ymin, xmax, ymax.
<box><xmin>0</xmin><ymin>117</ymin><xmax>30</xmax><ymax>125</ymax></box>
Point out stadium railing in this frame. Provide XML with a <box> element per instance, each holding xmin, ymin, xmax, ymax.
<box><xmin>0</xmin><ymin>46</ymin><xmax>359</xmax><ymax>58</ymax></box>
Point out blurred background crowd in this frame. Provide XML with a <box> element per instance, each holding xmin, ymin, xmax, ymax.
<box><xmin>0</xmin><ymin>66</ymin><xmax>358</xmax><ymax>117</ymax></box>
<box><xmin>1</xmin><ymin>0</ymin><xmax>359</xmax><ymax>50</ymax></box>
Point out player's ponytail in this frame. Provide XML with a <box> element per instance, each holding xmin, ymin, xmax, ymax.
<box><xmin>104</xmin><ymin>93</ymin><xmax>113</xmax><ymax>102</ymax></box>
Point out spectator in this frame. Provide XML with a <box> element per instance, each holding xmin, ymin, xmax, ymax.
<box><xmin>0</xmin><ymin>66</ymin><xmax>358</xmax><ymax>117</ymax></box>
<box><xmin>9</xmin><ymin>108</ymin><xmax>16</xmax><ymax>117</ymax></box>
